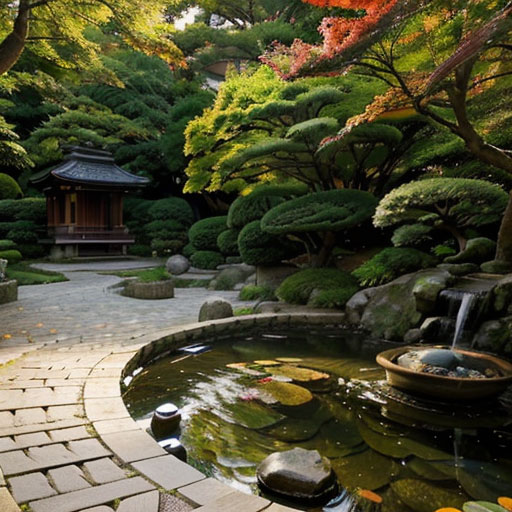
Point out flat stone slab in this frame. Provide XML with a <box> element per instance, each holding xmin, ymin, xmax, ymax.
<box><xmin>84</xmin><ymin>398</ymin><xmax>129</xmax><ymax>422</ymax></box>
<box><xmin>92</xmin><ymin>418</ymin><xmax>139</xmax><ymax>435</ymax></box>
<box><xmin>193</xmin><ymin>490</ymin><xmax>270</xmax><ymax>512</ymax></box>
<box><xmin>29</xmin><ymin>477</ymin><xmax>155</xmax><ymax>512</ymax></box>
<box><xmin>9</xmin><ymin>472</ymin><xmax>57</xmax><ymax>502</ymax></box>
<box><xmin>132</xmin><ymin>455</ymin><xmax>205</xmax><ymax>490</ymax></box>
<box><xmin>99</xmin><ymin>430</ymin><xmax>166</xmax><ymax>463</ymax></box>
<box><xmin>0</xmin><ymin>487</ymin><xmax>21</xmax><ymax>512</ymax></box>
<box><xmin>82</xmin><ymin>458</ymin><xmax>126</xmax><ymax>484</ymax></box>
<box><xmin>117</xmin><ymin>490</ymin><xmax>159</xmax><ymax>512</ymax></box>
<box><xmin>179</xmin><ymin>478</ymin><xmax>234</xmax><ymax>506</ymax></box>
<box><xmin>48</xmin><ymin>465</ymin><xmax>91</xmax><ymax>493</ymax></box>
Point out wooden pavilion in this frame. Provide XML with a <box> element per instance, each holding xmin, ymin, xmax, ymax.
<box><xmin>32</xmin><ymin>146</ymin><xmax>149</xmax><ymax>259</ymax></box>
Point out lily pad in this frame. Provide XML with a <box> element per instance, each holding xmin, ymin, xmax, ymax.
<box><xmin>254</xmin><ymin>360</ymin><xmax>281</xmax><ymax>366</ymax></box>
<box><xmin>391</xmin><ymin>479</ymin><xmax>467</xmax><ymax>512</ymax></box>
<box><xmin>276</xmin><ymin>357</ymin><xmax>303</xmax><ymax>363</ymax></box>
<box><xmin>463</xmin><ymin>502</ymin><xmax>508</xmax><ymax>512</ymax></box>
<box><xmin>257</xmin><ymin>380</ymin><xmax>313</xmax><ymax>406</ymax></box>
<box><xmin>268</xmin><ymin>364</ymin><xmax>330</xmax><ymax>382</ymax></box>
<box><xmin>226</xmin><ymin>363</ymin><xmax>265</xmax><ymax>377</ymax></box>
<box><xmin>331</xmin><ymin>448</ymin><xmax>399</xmax><ymax>491</ymax></box>
<box><xmin>407</xmin><ymin>457</ymin><xmax>455</xmax><ymax>481</ymax></box>
<box><xmin>223</xmin><ymin>400</ymin><xmax>285</xmax><ymax>430</ymax></box>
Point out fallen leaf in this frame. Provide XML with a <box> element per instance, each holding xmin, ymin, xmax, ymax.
<box><xmin>18</xmin><ymin>307</ymin><xmax>23</xmax><ymax>311</ymax></box>
<box><xmin>498</xmin><ymin>498</ymin><xmax>512</xmax><ymax>512</ymax></box>
<box><xmin>435</xmin><ymin>508</ymin><xmax>462</xmax><ymax>512</ymax></box>
<box><xmin>358</xmin><ymin>489</ymin><xmax>383</xmax><ymax>503</ymax></box>
<box><xmin>36</xmin><ymin>323</ymin><xmax>44</xmax><ymax>328</ymax></box>
<box><xmin>2</xmin><ymin>334</ymin><xmax>11</xmax><ymax>339</ymax></box>
<box><xmin>49</xmin><ymin>329</ymin><xmax>57</xmax><ymax>334</ymax></box>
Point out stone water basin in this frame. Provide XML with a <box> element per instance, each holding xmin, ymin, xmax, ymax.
<box><xmin>123</xmin><ymin>327</ymin><xmax>512</xmax><ymax>511</ymax></box>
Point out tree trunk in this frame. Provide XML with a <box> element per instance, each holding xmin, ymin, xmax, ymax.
<box><xmin>310</xmin><ymin>231</ymin><xmax>336</xmax><ymax>267</ymax></box>
<box><xmin>496</xmin><ymin>191</ymin><xmax>512</xmax><ymax>262</ymax></box>
<box><xmin>0</xmin><ymin>0</ymin><xmax>30</xmax><ymax>76</ymax></box>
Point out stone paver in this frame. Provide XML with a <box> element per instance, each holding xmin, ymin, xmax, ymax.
<box><xmin>132</xmin><ymin>455</ymin><xmax>205</xmax><ymax>489</ymax></box>
<box><xmin>82</xmin><ymin>458</ymin><xmax>126</xmax><ymax>484</ymax></box>
<box><xmin>193</xmin><ymin>491</ymin><xmax>270</xmax><ymax>512</ymax></box>
<box><xmin>116</xmin><ymin>490</ymin><xmax>159</xmax><ymax>512</ymax></box>
<box><xmin>179</xmin><ymin>477</ymin><xmax>234</xmax><ymax>506</ymax></box>
<box><xmin>99</xmin><ymin>430</ymin><xmax>166</xmax><ymax>463</ymax></box>
<box><xmin>48</xmin><ymin>465</ymin><xmax>91</xmax><ymax>493</ymax></box>
<box><xmin>0</xmin><ymin>487</ymin><xmax>20</xmax><ymax>512</ymax></box>
<box><xmin>9</xmin><ymin>472</ymin><xmax>57</xmax><ymax>502</ymax></box>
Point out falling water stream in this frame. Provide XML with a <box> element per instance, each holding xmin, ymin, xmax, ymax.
<box><xmin>451</xmin><ymin>293</ymin><xmax>478</xmax><ymax>349</ymax></box>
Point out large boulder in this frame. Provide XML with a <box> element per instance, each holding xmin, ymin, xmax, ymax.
<box><xmin>345</xmin><ymin>287</ymin><xmax>377</xmax><ymax>325</ymax></box>
<box><xmin>165</xmin><ymin>255</ymin><xmax>190</xmax><ymax>276</ymax></box>
<box><xmin>444</xmin><ymin>237</ymin><xmax>496</xmax><ymax>264</ymax></box>
<box><xmin>209</xmin><ymin>264</ymin><xmax>255</xmax><ymax>291</ymax></box>
<box><xmin>198</xmin><ymin>297</ymin><xmax>233</xmax><ymax>321</ymax></box>
<box><xmin>412</xmin><ymin>269</ymin><xmax>452</xmax><ymax>314</ymax></box>
<box><xmin>490</xmin><ymin>274</ymin><xmax>512</xmax><ymax>315</ymax></box>
<box><xmin>473</xmin><ymin>317</ymin><xmax>512</xmax><ymax>355</ymax></box>
<box><xmin>257</xmin><ymin>448</ymin><xmax>337</xmax><ymax>504</ymax></box>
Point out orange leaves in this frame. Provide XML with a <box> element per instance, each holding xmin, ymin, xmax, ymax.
<box><xmin>358</xmin><ymin>489</ymin><xmax>383</xmax><ymax>503</ymax></box>
<box><xmin>435</xmin><ymin>509</ymin><xmax>462</xmax><ymax>512</ymax></box>
<box><xmin>2</xmin><ymin>334</ymin><xmax>11</xmax><ymax>340</ymax></box>
<box><xmin>498</xmin><ymin>497</ymin><xmax>512</xmax><ymax>511</ymax></box>
<box><xmin>301</xmin><ymin>0</ymin><xmax>389</xmax><ymax>8</ymax></box>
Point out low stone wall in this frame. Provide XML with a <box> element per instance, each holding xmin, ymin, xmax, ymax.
<box><xmin>121</xmin><ymin>279</ymin><xmax>174</xmax><ymax>300</ymax></box>
<box><xmin>0</xmin><ymin>279</ymin><xmax>17</xmax><ymax>305</ymax></box>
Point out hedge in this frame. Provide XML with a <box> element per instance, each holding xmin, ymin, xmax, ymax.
<box><xmin>189</xmin><ymin>216</ymin><xmax>227</xmax><ymax>251</ymax></box>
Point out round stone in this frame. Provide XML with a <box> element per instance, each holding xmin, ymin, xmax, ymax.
<box><xmin>165</xmin><ymin>255</ymin><xmax>190</xmax><ymax>276</ymax></box>
<box><xmin>158</xmin><ymin>438</ymin><xmax>187</xmax><ymax>462</ymax></box>
<box><xmin>257</xmin><ymin>448</ymin><xmax>337</xmax><ymax>504</ymax></box>
<box><xmin>198</xmin><ymin>297</ymin><xmax>233</xmax><ymax>321</ymax></box>
<box><xmin>151</xmin><ymin>403</ymin><xmax>181</xmax><ymax>440</ymax></box>
<box><xmin>419</xmin><ymin>349</ymin><xmax>461</xmax><ymax>369</ymax></box>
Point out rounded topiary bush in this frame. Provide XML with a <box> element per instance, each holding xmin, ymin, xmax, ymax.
<box><xmin>18</xmin><ymin>244</ymin><xmax>46</xmax><ymax>259</ymax></box>
<box><xmin>127</xmin><ymin>244</ymin><xmax>152</xmax><ymax>257</ymax></box>
<box><xmin>391</xmin><ymin>224</ymin><xmax>433</xmax><ymax>248</ymax></box>
<box><xmin>145</xmin><ymin>220</ymin><xmax>187</xmax><ymax>241</ymax></box>
<box><xmin>0</xmin><ymin>239</ymin><xmax>16</xmax><ymax>251</ymax></box>
<box><xmin>238</xmin><ymin>220</ymin><xmax>302</xmax><ymax>266</ymax></box>
<box><xmin>190</xmin><ymin>250</ymin><xmax>224</xmax><ymax>270</ymax></box>
<box><xmin>276</xmin><ymin>268</ymin><xmax>359</xmax><ymax>306</ymax></box>
<box><xmin>217</xmin><ymin>229</ymin><xmax>240</xmax><ymax>256</ymax></box>
<box><xmin>0</xmin><ymin>220</ymin><xmax>35</xmax><ymax>239</ymax></box>
<box><xmin>0</xmin><ymin>174</ymin><xmax>22</xmax><ymax>200</ymax></box>
<box><xmin>148</xmin><ymin>197</ymin><xmax>195</xmax><ymax>227</ymax></box>
<box><xmin>0</xmin><ymin>249</ymin><xmax>22</xmax><ymax>264</ymax></box>
<box><xmin>239</xmin><ymin>285</ymin><xmax>276</xmax><ymax>301</ymax></box>
<box><xmin>124</xmin><ymin>198</ymin><xmax>153</xmax><ymax>225</ymax></box>
<box><xmin>6</xmin><ymin>227</ymin><xmax>38</xmax><ymax>244</ymax></box>
<box><xmin>352</xmin><ymin>247</ymin><xmax>436</xmax><ymax>287</ymax></box>
<box><xmin>182</xmin><ymin>243</ymin><xmax>196</xmax><ymax>259</ymax></box>
<box><xmin>189</xmin><ymin>216</ymin><xmax>227</xmax><ymax>251</ymax></box>
<box><xmin>151</xmin><ymin>239</ymin><xmax>186</xmax><ymax>256</ymax></box>
<box><xmin>0</xmin><ymin>198</ymin><xmax>46</xmax><ymax>223</ymax></box>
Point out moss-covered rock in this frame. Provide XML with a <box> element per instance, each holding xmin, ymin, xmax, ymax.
<box><xmin>437</xmin><ymin>263</ymin><xmax>480</xmax><ymax>276</ymax></box>
<box><xmin>257</xmin><ymin>381</ymin><xmax>313</xmax><ymax>406</ymax></box>
<box><xmin>445</xmin><ymin>237</ymin><xmax>497</xmax><ymax>264</ymax></box>
<box><xmin>481</xmin><ymin>260</ymin><xmax>512</xmax><ymax>274</ymax></box>
<box><xmin>490</xmin><ymin>274</ymin><xmax>512</xmax><ymax>315</ymax></box>
<box><xmin>473</xmin><ymin>318</ymin><xmax>512</xmax><ymax>355</ymax></box>
<box><xmin>412</xmin><ymin>269</ymin><xmax>453</xmax><ymax>314</ymax></box>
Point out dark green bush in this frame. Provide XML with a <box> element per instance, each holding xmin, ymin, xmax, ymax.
<box><xmin>239</xmin><ymin>285</ymin><xmax>276</xmax><ymax>301</ymax></box>
<box><xmin>0</xmin><ymin>198</ymin><xmax>46</xmax><ymax>222</ymax></box>
<box><xmin>352</xmin><ymin>247</ymin><xmax>436</xmax><ymax>287</ymax></box>
<box><xmin>190</xmin><ymin>250</ymin><xmax>224</xmax><ymax>270</ymax></box>
<box><xmin>145</xmin><ymin>219</ymin><xmax>187</xmax><ymax>241</ymax></box>
<box><xmin>0</xmin><ymin>239</ymin><xmax>16</xmax><ymax>251</ymax></box>
<box><xmin>238</xmin><ymin>220</ymin><xmax>302</xmax><ymax>266</ymax></box>
<box><xmin>148</xmin><ymin>197</ymin><xmax>195</xmax><ymax>227</ymax></box>
<box><xmin>217</xmin><ymin>229</ymin><xmax>240</xmax><ymax>256</ymax></box>
<box><xmin>432</xmin><ymin>244</ymin><xmax>457</xmax><ymax>258</ymax></box>
<box><xmin>309</xmin><ymin>288</ymin><xmax>357</xmax><ymax>309</ymax></box>
<box><xmin>123</xmin><ymin>197</ymin><xmax>153</xmax><ymax>225</ymax></box>
<box><xmin>18</xmin><ymin>244</ymin><xmax>46</xmax><ymax>259</ymax></box>
<box><xmin>182</xmin><ymin>243</ymin><xmax>196</xmax><ymax>258</ymax></box>
<box><xmin>151</xmin><ymin>239</ymin><xmax>186</xmax><ymax>256</ymax></box>
<box><xmin>276</xmin><ymin>268</ymin><xmax>359</xmax><ymax>305</ymax></box>
<box><xmin>189</xmin><ymin>216</ymin><xmax>227</xmax><ymax>251</ymax></box>
<box><xmin>127</xmin><ymin>244</ymin><xmax>152</xmax><ymax>257</ymax></box>
<box><xmin>0</xmin><ymin>221</ymin><xmax>35</xmax><ymax>239</ymax></box>
<box><xmin>6</xmin><ymin>227</ymin><xmax>38</xmax><ymax>244</ymax></box>
<box><xmin>0</xmin><ymin>249</ymin><xmax>22</xmax><ymax>264</ymax></box>
<box><xmin>0</xmin><ymin>174</ymin><xmax>22</xmax><ymax>200</ymax></box>
<box><xmin>228</xmin><ymin>194</ymin><xmax>287</xmax><ymax>229</ymax></box>
<box><xmin>392</xmin><ymin>224</ymin><xmax>433</xmax><ymax>248</ymax></box>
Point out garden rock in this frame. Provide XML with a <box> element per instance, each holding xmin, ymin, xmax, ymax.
<box><xmin>198</xmin><ymin>297</ymin><xmax>233</xmax><ymax>321</ymax></box>
<box><xmin>345</xmin><ymin>288</ymin><xmax>377</xmax><ymax>325</ymax></box>
<box><xmin>437</xmin><ymin>263</ymin><xmax>479</xmax><ymax>276</ymax></box>
<box><xmin>256</xmin><ymin>265</ymin><xmax>299</xmax><ymax>289</ymax></box>
<box><xmin>412</xmin><ymin>269</ymin><xmax>452</xmax><ymax>313</ymax></box>
<box><xmin>0</xmin><ymin>258</ymin><xmax>6</xmax><ymax>281</ymax></box>
<box><xmin>490</xmin><ymin>274</ymin><xmax>512</xmax><ymax>315</ymax></box>
<box><xmin>444</xmin><ymin>237</ymin><xmax>496</xmax><ymax>264</ymax></box>
<box><xmin>257</xmin><ymin>448</ymin><xmax>337</xmax><ymax>503</ymax></box>
<box><xmin>404</xmin><ymin>328</ymin><xmax>422</xmax><ymax>344</ymax></box>
<box><xmin>473</xmin><ymin>318</ymin><xmax>512</xmax><ymax>355</ymax></box>
<box><xmin>0</xmin><ymin>279</ymin><xmax>17</xmax><ymax>304</ymax></box>
<box><xmin>209</xmin><ymin>264</ymin><xmax>255</xmax><ymax>291</ymax></box>
<box><xmin>165</xmin><ymin>255</ymin><xmax>190</xmax><ymax>275</ymax></box>
<box><xmin>481</xmin><ymin>260</ymin><xmax>512</xmax><ymax>274</ymax></box>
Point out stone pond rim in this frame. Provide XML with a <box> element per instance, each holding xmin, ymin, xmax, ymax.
<box><xmin>376</xmin><ymin>346</ymin><xmax>512</xmax><ymax>401</ymax></box>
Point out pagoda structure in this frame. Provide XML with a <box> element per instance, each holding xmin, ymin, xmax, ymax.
<box><xmin>32</xmin><ymin>146</ymin><xmax>149</xmax><ymax>259</ymax></box>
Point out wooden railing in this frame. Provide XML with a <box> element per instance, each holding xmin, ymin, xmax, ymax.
<box><xmin>51</xmin><ymin>226</ymin><xmax>134</xmax><ymax>243</ymax></box>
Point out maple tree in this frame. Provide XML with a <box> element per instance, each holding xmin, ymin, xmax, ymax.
<box><xmin>263</xmin><ymin>0</ymin><xmax>512</xmax><ymax>267</ymax></box>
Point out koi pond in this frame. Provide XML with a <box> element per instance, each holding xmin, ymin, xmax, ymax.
<box><xmin>123</xmin><ymin>327</ymin><xmax>512</xmax><ymax>511</ymax></box>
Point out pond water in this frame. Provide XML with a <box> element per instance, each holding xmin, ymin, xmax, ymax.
<box><xmin>123</xmin><ymin>327</ymin><xmax>512</xmax><ymax>511</ymax></box>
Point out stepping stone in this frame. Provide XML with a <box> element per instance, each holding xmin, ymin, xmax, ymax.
<box><xmin>48</xmin><ymin>465</ymin><xmax>91</xmax><ymax>493</ymax></box>
<box><xmin>0</xmin><ymin>487</ymin><xmax>21</xmax><ymax>512</ymax></box>
<box><xmin>179</xmin><ymin>478</ymin><xmax>233</xmax><ymax>506</ymax></box>
<box><xmin>9</xmin><ymin>472</ymin><xmax>57</xmax><ymax>502</ymax></box>
<box><xmin>117</xmin><ymin>491</ymin><xmax>159</xmax><ymax>512</ymax></box>
<box><xmin>193</xmin><ymin>490</ymin><xmax>269</xmax><ymax>512</ymax></box>
<box><xmin>82</xmin><ymin>458</ymin><xmax>126</xmax><ymax>484</ymax></box>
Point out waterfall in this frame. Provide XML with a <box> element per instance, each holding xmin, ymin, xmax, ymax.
<box><xmin>452</xmin><ymin>293</ymin><xmax>477</xmax><ymax>349</ymax></box>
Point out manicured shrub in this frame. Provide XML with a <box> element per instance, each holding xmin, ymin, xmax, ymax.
<box><xmin>0</xmin><ymin>221</ymin><xmax>35</xmax><ymax>239</ymax></box>
<box><xmin>0</xmin><ymin>239</ymin><xmax>16</xmax><ymax>251</ymax></box>
<box><xmin>392</xmin><ymin>224</ymin><xmax>433</xmax><ymax>248</ymax></box>
<box><xmin>151</xmin><ymin>239</ymin><xmax>186</xmax><ymax>256</ymax></box>
<box><xmin>227</xmin><ymin>183</ymin><xmax>308</xmax><ymax>229</ymax></box>
<box><xmin>352</xmin><ymin>247</ymin><xmax>436</xmax><ymax>287</ymax></box>
<box><xmin>6</xmin><ymin>227</ymin><xmax>38</xmax><ymax>244</ymax></box>
<box><xmin>374</xmin><ymin>178</ymin><xmax>508</xmax><ymax>252</ymax></box>
<box><xmin>145</xmin><ymin>220</ymin><xmax>187</xmax><ymax>241</ymax></box>
<box><xmin>238</xmin><ymin>220</ymin><xmax>302</xmax><ymax>266</ymax></box>
<box><xmin>0</xmin><ymin>174</ymin><xmax>22</xmax><ymax>200</ymax></box>
<box><xmin>18</xmin><ymin>244</ymin><xmax>46</xmax><ymax>259</ymax></box>
<box><xmin>0</xmin><ymin>249</ymin><xmax>22</xmax><ymax>264</ymax></box>
<box><xmin>190</xmin><ymin>250</ymin><xmax>224</xmax><ymax>270</ymax></box>
<box><xmin>189</xmin><ymin>216</ymin><xmax>227</xmax><ymax>251</ymax></box>
<box><xmin>127</xmin><ymin>244</ymin><xmax>152</xmax><ymax>257</ymax></box>
<box><xmin>182</xmin><ymin>243</ymin><xmax>196</xmax><ymax>258</ymax></box>
<box><xmin>217</xmin><ymin>229</ymin><xmax>240</xmax><ymax>256</ymax></box>
<box><xmin>0</xmin><ymin>198</ymin><xmax>46</xmax><ymax>223</ymax></box>
<box><xmin>239</xmin><ymin>285</ymin><xmax>276</xmax><ymax>301</ymax></box>
<box><xmin>309</xmin><ymin>288</ymin><xmax>357</xmax><ymax>309</ymax></box>
<box><xmin>276</xmin><ymin>268</ymin><xmax>359</xmax><ymax>305</ymax></box>
<box><xmin>148</xmin><ymin>197</ymin><xmax>195</xmax><ymax>227</ymax></box>
<box><xmin>123</xmin><ymin>197</ymin><xmax>153</xmax><ymax>225</ymax></box>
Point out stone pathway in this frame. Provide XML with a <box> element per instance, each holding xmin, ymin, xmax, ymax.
<box><xmin>0</xmin><ymin>260</ymin><xmax>306</xmax><ymax>512</ymax></box>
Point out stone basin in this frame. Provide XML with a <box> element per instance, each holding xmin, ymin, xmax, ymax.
<box><xmin>376</xmin><ymin>345</ymin><xmax>512</xmax><ymax>401</ymax></box>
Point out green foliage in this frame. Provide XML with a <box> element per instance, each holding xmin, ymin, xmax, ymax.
<box><xmin>6</xmin><ymin>263</ymin><xmax>67</xmax><ymax>285</ymax></box>
<box><xmin>239</xmin><ymin>285</ymin><xmax>276</xmax><ymax>301</ymax></box>
<box><xmin>0</xmin><ymin>249</ymin><xmax>22</xmax><ymax>264</ymax></box>
<box><xmin>127</xmin><ymin>244</ymin><xmax>152</xmax><ymax>257</ymax></box>
<box><xmin>217</xmin><ymin>229</ymin><xmax>240</xmax><ymax>256</ymax></box>
<box><xmin>132</xmin><ymin>266</ymin><xmax>171</xmax><ymax>283</ymax></box>
<box><xmin>0</xmin><ymin>173</ymin><xmax>22</xmax><ymax>199</ymax></box>
<box><xmin>0</xmin><ymin>239</ymin><xmax>16</xmax><ymax>251</ymax></box>
<box><xmin>0</xmin><ymin>220</ymin><xmax>36</xmax><ymax>239</ymax></box>
<box><xmin>309</xmin><ymin>288</ymin><xmax>357</xmax><ymax>309</ymax></box>
<box><xmin>227</xmin><ymin>183</ymin><xmax>307</xmax><ymax>229</ymax></box>
<box><xmin>17</xmin><ymin>244</ymin><xmax>46</xmax><ymax>259</ymax></box>
<box><xmin>352</xmin><ymin>248</ymin><xmax>436</xmax><ymax>287</ymax></box>
<box><xmin>190</xmin><ymin>250</ymin><xmax>224</xmax><ymax>270</ymax></box>
<box><xmin>432</xmin><ymin>244</ymin><xmax>457</xmax><ymax>258</ymax></box>
<box><xmin>238</xmin><ymin>220</ymin><xmax>302</xmax><ymax>266</ymax></box>
<box><xmin>145</xmin><ymin>220</ymin><xmax>187</xmax><ymax>241</ymax></box>
<box><xmin>0</xmin><ymin>116</ymin><xmax>33</xmax><ymax>178</ymax></box>
<box><xmin>6</xmin><ymin>226</ymin><xmax>37</xmax><ymax>244</ymax></box>
<box><xmin>444</xmin><ymin>237</ymin><xmax>497</xmax><ymax>264</ymax></box>
<box><xmin>261</xmin><ymin>189</ymin><xmax>378</xmax><ymax>234</ymax></box>
<box><xmin>182</xmin><ymin>243</ymin><xmax>196</xmax><ymax>259</ymax></box>
<box><xmin>391</xmin><ymin>224</ymin><xmax>433</xmax><ymax>248</ymax></box>
<box><xmin>148</xmin><ymin>197</ymin><xmax>195</xmax><ymax>226</ymax></box>
<box><xmin>189</xmin><ymin>216</ymin><xmax>227</xmax><ymax>251</ymax></box>
<box><xmin>150</xmin><ymin>239</ymin><xmax>186</xmax><ymax>257</ymax></box>
<box><xmin>276</xmin><ymin>268</ymin><xmax>359</xmax><ymax>305</ymax></box>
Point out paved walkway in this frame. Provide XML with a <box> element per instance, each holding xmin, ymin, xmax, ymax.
<box><xmin>0</xmin><ymin>260</ymin><xmax>301</xmax><ymax>512</ymax></box>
